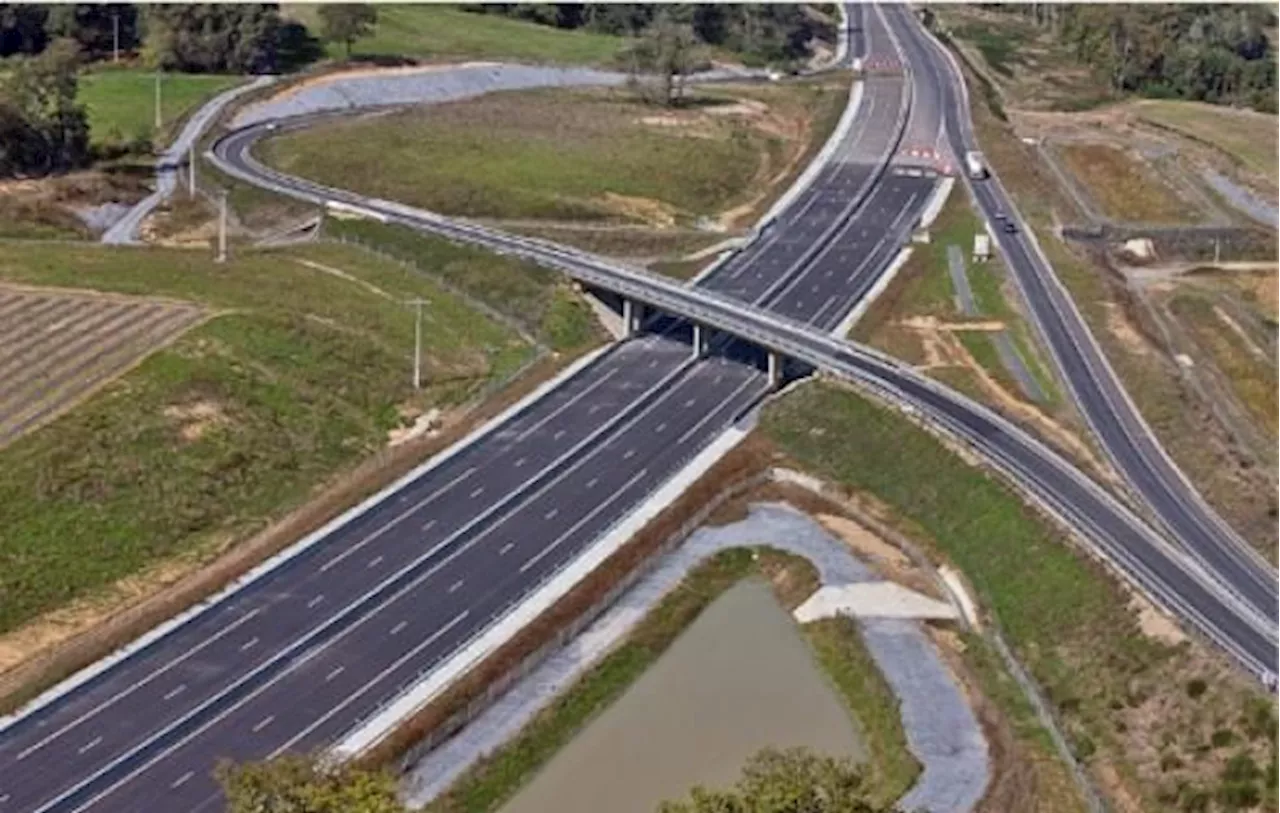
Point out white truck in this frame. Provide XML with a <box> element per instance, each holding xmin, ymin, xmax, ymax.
<box><xmin>965</xmin><ymin>150</ymin><xmax>987</xmax><ymax>180</ymax></box>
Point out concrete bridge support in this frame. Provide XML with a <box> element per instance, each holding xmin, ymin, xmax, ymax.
<box><xmin>767</xmin><ymin>351</ymin><xmax>782</xmax><ymax>388</ymax></box>
<box><xmin>691</xmin><ymin>323</ymin><xmax>705</xmax><ymax>359</ymax></box>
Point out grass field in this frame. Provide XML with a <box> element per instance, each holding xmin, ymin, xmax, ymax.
<box><xmin>325</xmin><ymin>219</ymin><xmax>601</xmax><ymax>353</ymax></box>
<box><xmin>426</xmin><ymin>546</ymin><xmax>915</xmax><ymax>813</ymax></box>
<box><xmin>1136</xmin><ymin>100</ymin><xmax>1279</xmax><ymax>187</ymax></box>
<box><xmin>1168</xmin><ymin>292</ymin><xmax>1278</xmax><ymax>439</ymax></box>
<box><xmin>0</xmin><ymin>240</ymin><xmax>530</xmax><ymax>637</ymax></box>
<box><xmin>80</xmin><ymin>69</ymin><xmax>242</xmax><ymax>149</ymax></box>
<box><xmin>761</xmin><ymin>380</ymin><xmax>1277</xmax><ymax>812</ymax></box>
<box><xmin>1056</xmin><ymin>142</ymin><xmax>1205</xmax><ymax>224</ymax></box>
<box><xmin>282</xmin><ymin>4</ymin><xmax>627</xmax><ymax>66</ymax></box>
<box><xmin>0</xmin><ymin>287</ymin><xmax>206</xmax><ymax>448</ymax></box>
<box><xmin>260</xmin><ymin>87</ymin><xmax>775</xmax><ymax>225</ymax></box>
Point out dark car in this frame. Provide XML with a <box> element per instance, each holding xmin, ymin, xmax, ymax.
<box><xmin>1003</xmin><ymin>220</ymin><xmax>1018</xmax><ymax>234</ymax></box>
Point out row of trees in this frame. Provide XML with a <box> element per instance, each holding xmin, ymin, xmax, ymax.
<box><xmin>981</xmin><ymin>3</ymin><xmax>1278</xmax><ymax>112</ymax></box>
<box><xmin>465</xmin><ymin>4</ymin><xmax>829</xmax><ymax>68</ymax></box>
<box><xmin>216</xmin><ymin>748</ymin><xmax>894</xmax><ymax>813</ymax></box>
<box><xmin>1</xmin><ymin>4</ymin><xmax>288</xmax><ymax>73</ymax></box>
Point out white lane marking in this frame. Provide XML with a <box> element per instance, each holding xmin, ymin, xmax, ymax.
<box><xmin>421</xmin><ymin>518</ymin><xmax>436</xmax><ymax>532</ymax></box>
<box><xmin>367</xmin><ymin>555</ymin><xmax>384</xmax><ymax>569</ymax></box>
<box><xmin>448</xmin><ymin>579</ymin><xmax>464</xmax><ymax>594</ymax></box>
<box><xmin>684</xmin><ymin>398</ymin><xmax>696</xmax><ymax>408</ymax></box>
<box><xmin>655</xmin><ymin>423</ymin><xmax>666</xmax><ymax>433</ymax></box>
<box><xmin>251</xmin><ymin>715</ymin><xmax>274</xmax><ymax>733</ymax></box>
<box><xmin>677</xmin><ymin>375</ymin><xmax>760</xmax><ymax>446</ymax></box>
<box><xmin>469</xmin><ymin>486</ymin><xmax>485</xmax><ymax>499</ymax></box>
<box><xmin>390</xmin><ymin>621</ymin><xmax>407</xmax><ymax>636</ymax></box>
<box><xmin>170</xmin><ymin>772</ymin><xmax>194</xmax><ymax>790</ymax></box>
<box><xmin>499</xmin><ymin>542</ymin><xmax>515</xmax><ymax>556</ymax></box>
<box><xmin>511</xmin><ymin>367</ymin><xmax>619</xmax><ymax>444</ymax></box>
<box><xmin>553</xmin><ymin>429</ymin><xmax>565</xmax><ymax>441</ymax></box>
<box><xmin>318</xmin><ymin>466</ymin><xmax>478</xmax><ymax>574</ymax></box>
<box><xmin>519</xmin><ymin>467</ymin><xmax>651</xmax><ymax>575</ymax></box>
<box><xmin>162</xmin><ymin>685</ymin><xmax>185</xmax><ymax>701</ymax></box>
<box><xmin>623</xmin><ymin>448</ymin><xmax>636</xmax><ymax>459</ymax></box>
<box><xmin>587</xmin><ymin>404</ymin><xmax>600</xmax><ymax>415</ymax></box>
<box><xmin>544</xmin><ymin>508</ymin><xmax>559</xmax><ymax>520</ymax></box>
<box><xmin>239</xmin><ymin>637</ymin><xmax>259</xmax><ymax>652</ymax></box>
<box><xmin>11</xmin><ymin>608</ymin><xmax>261</xmax><ymax>761</ymax></box>
<box><xmin>77</xmin><ymin>736</ymin><xmax>102</xmax><ymax>754</ymax></box>
<box><xmin>586</xmin><ymin>477</ymin><xmax>598</xmax><ymax>489</ymax></box>
<box><xmin>307</xmin><ymin>595</ymin><xmax>324</xmax><ymax>609</ymax></box>
<box><xmin>325</xmin><ymin>666</ymin><xmax>345</xmax><ymax>682</ymax></box>
<box><xmin>268</xmin><ymin>611</ymin><xmax>470</xmax><ymax>758</ymax></box>
<box><xmin>514</xmin><ymin>457</ymin><xmax>526</xmax><ymax>468</ymax></box>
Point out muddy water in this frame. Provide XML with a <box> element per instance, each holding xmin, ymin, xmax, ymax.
<box><xmin>500</xmin><ymin>579</ymin><xmax>865</xmax><ymax>813</ymax></box>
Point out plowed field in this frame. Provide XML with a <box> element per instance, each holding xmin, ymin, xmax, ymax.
<box><xmin>0</xmin><ymin>286</ymin><xmax>205</xmax><ymax>447</ymax></box>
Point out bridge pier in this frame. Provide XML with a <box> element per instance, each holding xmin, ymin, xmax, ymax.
<box><xmin>622</xmin><ymin>298</ymin><xmax>635</xmax><ymax>338</ymax></box>
<box><xmin>767</xmin><ymin>351</ymin><xmax>781</xmax><ymax>387</ymax></box>
<box><xmin>691</xmin><ymin>323</ymin><xmax>705</xmax><ymax>359</ymax></box>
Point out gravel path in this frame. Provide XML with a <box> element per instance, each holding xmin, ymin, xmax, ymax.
<box><xmin>400</xmin><ymin>502</ymin><xmax>989</xmax><ymax>813</ymax></box>
<box><xmin>1200</xmin><ymin>169</ymin><xmax>1279</xmax><ymax>229</ymax></box>
<box><xmin>102</xmin><ymin>76</ymin><xmax>275</xmax><ymax>245</ymax></box>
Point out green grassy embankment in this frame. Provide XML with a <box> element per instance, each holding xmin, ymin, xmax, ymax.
<box><xmin>282</xmin><ymin>4</ymin><xmax>628</xmax><ymax>67</ymax></box>
<box><xmin>324</xmin><ymin>219</ymin><xmax>600</xmax><ymax>354</ymax></box>
<box><xmin>260</xmin><ymin>87</ymin><xmax>767</xmax><ymax>224</ymax></box>
<box><xmin>761</xmin><ymin>380</ymin><xmax>1278</xmax><ymax>812</ymax></box>
<box><xmin>1135</xmin><ymin>100</ymin><xmax>1279</xmax><ymax>189</ymax></box>
<box><xmin>0</xmin><ymin>240</ymin><xmax>531</xmax><ymax>637</ymax></box>
<box><xmin>427</xmin><ymin>547</ymin><xmax>916</xmax><ymax>813</ymax></box>
<box><xmin>80</xmin><ymin>68</ymin><xmax>242</xmax><ymax>150</ymax></box>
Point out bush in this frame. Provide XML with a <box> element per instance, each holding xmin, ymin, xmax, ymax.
<box><xmin>1211</xmin><ymin>729</ymin><xmax>1237</xmax><ymax>749</ymax></box>
<box><xmin>1185</xmin><ymin>678</ymin><xmax>1208</xmax><ymax>698</ymax></box>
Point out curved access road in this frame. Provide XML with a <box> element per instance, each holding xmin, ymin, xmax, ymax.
<box><xmin>892</xmin><ymin>7</ymin><xmax>1279</xmax><ymax>624</ymax></box>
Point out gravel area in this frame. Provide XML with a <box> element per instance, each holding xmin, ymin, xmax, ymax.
<box><xmin>232</xmin><ymin>63</ymin><xmax>773</xmax><ymax>129</ymax></box>
<box><xmin>400</xmin><ymin>502</ymin><xmax>989</xmax><ymax>813</ymax></box>
<box><xmin>1200</xmin><ymin>168</ymin><xmax>1279</xmax><ymax>228</ymax></box>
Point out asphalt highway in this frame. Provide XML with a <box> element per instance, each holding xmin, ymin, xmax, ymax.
<box><xmin>892</xmin><ymin>9</ymin><xmax>1280</xmax><ymax>623</ymax></box>
<box><xmin>0</xmin><ymin>7</ymin><xmax>925</xmax><ymax>811</ymax></box>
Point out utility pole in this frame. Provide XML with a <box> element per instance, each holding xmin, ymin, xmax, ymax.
<box><xmin>216</xmin><ymin>191</ymin><xmax>228</xmax><ymax>263</ymax></box>
<box><xmin>154</xmin><ymin>70</ymin><xmax>162</xmax><ymax>131</ymax></box>
<box><xmin>405</xmin><ymin>298</ymin><xmax>430</xmax><ymax>390</ymax></box>
<box><xmin>188</xmin><ymin>145</ymin><xmax>196</xmax><ymax>198</ymax></box>
<box><xmin>112</xmin><ymin>11</ymin><xmax>119</xmax><ymax>63</ymax></box>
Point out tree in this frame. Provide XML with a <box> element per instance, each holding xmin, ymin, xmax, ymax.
<box><xmin>0</xmin><ymin>37</ymin><xmax>90</xmax><ymax>176</ymax></box>
<box><xmin>317</xmin><ymin>4</ymin><xmax>378</xmax><ymax>59</ymax></box>
<box><xmin>627</xmin><ymin>12</ymin><xmax>703</xmax><ymax>107</ymax></box>
<box><xmin>143</xmin><ymin>4</ymin><xmax>280</xmax><ymax>73</ymax></box>
<box><xmin>46</xmin><ymin>4</ymin><xmax>140</xmax><ymax>60</ymax></box>
<box><xmin>657</xmin><ymin>748</ymin><xmax>895</xmax><ymax>813</ymax></box>
<box><xmin>0</xmin><ymin>4</ymin><xmax>49</xmax><ymax>57</ymax></box>
<box><xmin>217</xmin><ymin>753</ymin><xmax>407</xmax><ymax>813</ymax></box>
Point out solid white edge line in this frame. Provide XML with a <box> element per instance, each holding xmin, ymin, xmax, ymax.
<box><xmin>331</xmin><ymin>419</ymin><xmax>755</xmax><ymax>759</ymax></box>
<box><xmin>0</xmin><ymin>343</ymin><xmax>614</xmax><ymax>734</ymax></box>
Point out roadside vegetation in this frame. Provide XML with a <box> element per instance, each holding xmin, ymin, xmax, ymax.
<box><xmin>761</xmin><ymin>379</ymin><xmax>1278</xmax><ymax>813</ymax></box>
<box><xmin>852</xmin><ymin>189</ymin><xmax>1061</xmax><ymax>411</ymax></box>
<box><xmin>324</xmin><ymin>218</ymin><xmax>601</xmax><ymax>354</ymax></box>
<box><xmin>0</xmin><ymin>240</ymin><xmax>531</xmax><ymax>641</ymax></box>
<box><xmin>1135</xmin><ymin>99</ymin><xmax>1280</xmax><ymax>189</ymax></box>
